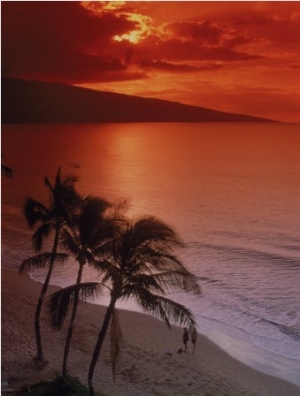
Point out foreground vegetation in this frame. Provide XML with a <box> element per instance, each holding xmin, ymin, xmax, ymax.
<box><xmin>12</xmin><ymin>374</ymin><xmax>102</xmax><ymax>396</ymax></box>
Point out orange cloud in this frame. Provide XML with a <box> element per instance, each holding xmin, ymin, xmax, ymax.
<box><xmin>2</xmin><ymin>1</ymin><xmax>300</xmax><ymax>121</ymax></box>
<box><xmin>82</xmin><ymin>1</ymin><xmax>154</xmax><ymax>44</ymax></box>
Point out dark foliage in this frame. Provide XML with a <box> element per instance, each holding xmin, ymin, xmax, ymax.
<box><xmin>12</xmin><ymin>373</ymin><xmax>103</xmax><ymax>396</ymax></box>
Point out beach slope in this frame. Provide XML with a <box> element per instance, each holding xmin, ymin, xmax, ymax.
<box><xmin>1</xmin><ymin>268</ymin><xmax>299</xmax><ymax>396</ymax></box>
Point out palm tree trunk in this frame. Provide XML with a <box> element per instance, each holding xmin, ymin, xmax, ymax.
<box><xmin>34</xmin><ymin>229</ymin><xmax>60</xmax><ymax>363</ymax></box>
<box><xmin>62</xmin><ymin>262</ymin><xmax>84</xmax><ymax>375</ymax></box>
<box><xmin>88</xmin><ymin>297</ymin><xmax>117</xmax><ymax>396</ymax></box>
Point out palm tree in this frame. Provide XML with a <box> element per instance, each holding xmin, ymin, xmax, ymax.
<box><xmin>1</xmin><ymin>153</ymin><xmax>13</xmax><ymax>177</ymax></box>
<box><xmin>57</xmin><ymin>196</ymin><xmax>122</xmax><ymax>375</ymax></box>
<box><xmin>19</xmin><ymin>168</ymin><xmax>79</xmax><ymax>364</ymax></box>
<box><xmin>48</xmin><ymin>215</ymin><xmax>201</xmax><ymax>396</ymax></box>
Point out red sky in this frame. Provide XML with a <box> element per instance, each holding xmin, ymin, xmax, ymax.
<box><xmin>2</xmin><ymin>1</ymin><xmax>300</xmax><ymax>122</ymax></box>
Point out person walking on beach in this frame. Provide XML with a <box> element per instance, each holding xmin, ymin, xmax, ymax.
<box><xmin>191</xmin><ymin>329</ymin><xmax>197</xmax><ymax>354</ymax></box>
<box><xmin>183</xmin><ymin>327</ymin><xmax>189</xmax><ymax>351</ymax></box>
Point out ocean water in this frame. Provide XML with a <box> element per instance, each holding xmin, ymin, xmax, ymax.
<box><xmin>1</xmin><ymin>123</ymin><xmax>300</xmax><ymax>386</ymax></box>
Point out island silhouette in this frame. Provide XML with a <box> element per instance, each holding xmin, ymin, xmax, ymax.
<box><xmin>1</xmin><ymin>77</ymin><xmax>275</xmax><ymax>124</ymax></box>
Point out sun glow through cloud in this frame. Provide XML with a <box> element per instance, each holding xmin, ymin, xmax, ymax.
<box><xmin>82</xmin><ymin>1</ymin><xmax>153</xmax><ymax>44</ymax></box>
<box><xmin>113</xmin><ymin>13</ymin><xmax>153</xmax><ymax>44</ymax></box>
<box><xmin>2</xmin><ymin>1</ymin><xmax>300</xmax><ymax>122</ymax></box>
<box><xmin>81</xmin><ymin>1</ymin><xmax>127</xmax><ymax>15</ymax></box>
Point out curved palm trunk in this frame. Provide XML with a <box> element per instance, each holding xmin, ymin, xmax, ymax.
<box><xmin>62</xmin><ymin>262</ymin><xmax>85</xmax><ymax>375</ymax></box>
<box><xmin>88</xmin><ymin>296</ymin><xmax>117</xmax><ymax>396</ymax></box>
<box><xmin>34</xmin><ymin>229</ymin><xmax>60</xmax><ymax>363</ymax></box>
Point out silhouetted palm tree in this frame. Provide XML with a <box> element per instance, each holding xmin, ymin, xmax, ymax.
<box><xmin>48</xmin><ymin>215</ymin><xmax>201</xmax><ymax>396</ymax></box>
<box><xmin>1</xmin><ymin>153</ymin><xmax>13</xmax><ymax>177</ymax></box>
<box><xmin>19</xmin><ymin>168</ymin><xmax>79</xmax><ymax>364</ymax></box>
<box><xmin>57</xmin><ymin>196</ymin><xmax>123</xmax><ymax>375</ymax></box>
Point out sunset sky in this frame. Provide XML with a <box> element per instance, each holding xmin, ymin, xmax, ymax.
<box><xmin>2</xmin><ymin>1</ymin><xmax>300</xmax><ymax>122</ymax></box>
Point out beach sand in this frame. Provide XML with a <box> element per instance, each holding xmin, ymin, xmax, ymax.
<box><xmin>1</xmin><ymin>268</ymin><xmax>299</xmax><ymax>396</ymax></box>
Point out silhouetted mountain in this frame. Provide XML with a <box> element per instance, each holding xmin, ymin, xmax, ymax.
<box><xmin>1</xmin><ymin>77</ymin><xmax>275</xmax><ymax>123</ymax></box>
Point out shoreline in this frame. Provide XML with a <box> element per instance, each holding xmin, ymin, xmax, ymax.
<box><xmin>2</xmin><ymin>267</ymin><xmax>300</xmax><ymax>396</ymax></box>
<box><xmin>5</xmin><ymin>265</ymin><xmax>300</xmax><ymax>387</ymax></box>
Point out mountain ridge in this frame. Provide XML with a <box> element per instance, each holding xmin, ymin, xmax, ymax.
<box><xmin>1</xmin><ymin>77</ymin><xmax>275</xmax><ymax>124</ymax></box>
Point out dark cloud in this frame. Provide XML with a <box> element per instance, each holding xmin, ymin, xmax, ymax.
<box><xmin>138</xmin><ymin>59</ymin><xmax>222</xmax><ymax>73</ymax></box>
<box><xmin>234</xmin><ymin>13</ymin><xmax>300</xmax><ymax>44</ymax></box>
<box><xmin>1</xmin><ymin>1</ymin><xmax>136</xmax><ymax>82</ymax></box>
<box><xmin>136</xmin><ymin>36</ymin><xmax>261</xmax><ymax>63</ymax></box>
<box><xmin>0</xmin><ymin>1</ymin><xmax>295</xmax><ymax>86</ymax></box>
<box><xmin>164</xmin><ymin>20</ymin><xmax>223</xmax><ymax>45</ymax></box>
<box><xmin>157</xmin><ymin>19</ymin><xmax>262</xmax><ymax>61</ymax></box>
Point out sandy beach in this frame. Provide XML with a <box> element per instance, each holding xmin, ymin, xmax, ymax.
<box><xmin>1</xmin><ymin>268</ymin><xmax>299</xmax><ymax>396</ymax></box>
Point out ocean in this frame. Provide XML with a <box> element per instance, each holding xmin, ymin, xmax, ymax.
<box><xmin>1</xmin><ymin>122</ymin><xmax>300</xmax><ymax>386</ymax></box>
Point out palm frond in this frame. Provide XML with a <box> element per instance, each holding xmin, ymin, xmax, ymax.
<box><xmin>83</xmin><ymin>196</ymin><xmax>111</xmax><ymax>214</ymax></box>
<box><xmin>1</xmin><ymin>164</ymin><xmax>13</xmax><ymax>177</ymax></box>
<box><xmin>151</xmin><ymin>270</ymin><xmax>201</xmax><ymax>294</ymax></box>
<box><xmin>59</xmin><ymin>227</ymin><xmax>80</xmax><ymax>255</ymax></box>
<box><xmin>58</xmin><ymin>196</ymin><xmax>117</xmax><ymax>263</ymax></box>
<box><xmin>93</xmin><ymin>258</ymin><xmax>117</xmax><ymax>277</ymax></box>
<box><xmin>24</xmin><ymin>198</ymin><xmax>50</xmax><ymax>227</ymax></box>
<box><xmin>110</xmin><ymin>309</ymin><xmax>123</xmax><ymax>381</ymax></box>
<box><xmin>158</xmin><ymin>295</ymin><xmax>197</xmax><ymax>330</ymax></box>
<box><xmin>78</xmin><ymin>197</ymin><xmax>114</xmax><ymax>245</ymax></box>
<box><xmin>131</xmin><ymin>216</ymin><xmax>183</xmax><ymax>246</ymax></box>
<box><xmin>123</xmin><ymin>273</ymin><xmax>165</xmax><ymax>295</ymax></box>
<box><xmin>44</xmin><ymin>173</ymin><xmax>55</xmax><ymax>194</ymax></box>
<box><xmin>93</xmin><ymin>238</ymin><xmax>117</xmax><ymax>258</ymax></box>
<box><xmin>92</xmin><ymin>220</ymin><xmax>119</xmax><ymax>245</ymax></box>
<box><xmin>19</xmin><ymin>252</ymin><xmax>68</xmax><ymax>273</ymax></box>
<box><xmin>131</xmin><ymin>288</ymin><xmax>196</xmax><ymax>330</ymax></box>
<box><xmin>45</xmin><ymin>168</ymin><xmax>81</xmax><ymax>222</ymax></box>
<box><xmin>83</xmin><ymin>249</ymin><xmax>95</xmax><ymax>265</ymax></box>
<box><xmin>46</xmin><ymin>167</ymin><xmax>78</xmax><ymax>193</ymax></box>
<box><xmin>62</xmin><ymin>173</ymin><xmax>79</xmax><ymax>188</ymax></box>
<box><xmin>131</xmin><ymin>246</ymin><xmax>184</xmax><ymax>271</ymax></box>
<box><xmin>31</xmin><ymin>222</ymin><xmax>54</xmax><ymax>251</ymax></box>
<box><xmin>47</xmin><ymin>282</ymin><xmax>102</xmax><ymax>329</ymax></box>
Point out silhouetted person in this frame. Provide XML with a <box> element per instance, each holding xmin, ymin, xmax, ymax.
<box><xmin>183</xmin><ymin>327</ymin><xmax>189</xmax><ymax>351</ymax></box>
<box><xmin>191</xmin><ymin>329</ymin><xmax>197</xmax><ymax>354</ymax></box>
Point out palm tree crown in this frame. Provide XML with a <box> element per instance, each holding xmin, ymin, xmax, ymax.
<box><xmin>24</xmin><ymin>168</ymin><xmax>80</xmax><ymax>251</ymax></box>
<box><xmin>98</xmin><ymin>216</ymin><xmax>200</xmax><ymax>324</ymax></box>
<box><xmin>59</xmin><ymin>196</ymin><xmax>117</xmax><ymax>265</ymax></box>
<box><xmin>48</xmin><ymin>214</ymin><xmax>201</xmax><ymax>396</ymax></box>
